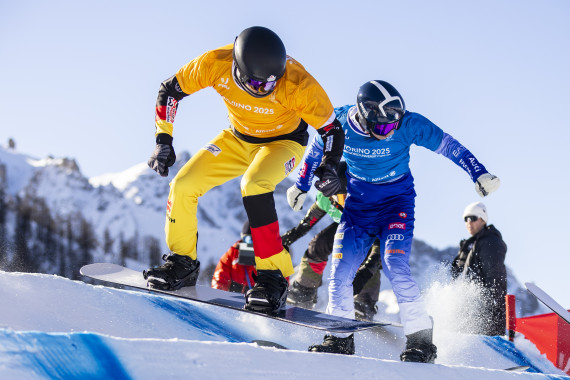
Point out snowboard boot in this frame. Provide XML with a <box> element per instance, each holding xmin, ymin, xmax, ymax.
<box><xmin>143</xmin><ymin>254</ymin><xmax>200</xmax><ymax>291</ymax></box>
<box><xmin>244</xmin><ymin>270</ymin><xmax>288</xmax><ymax>314</ymax></box>
<box><xmin>308</xmin><ymin>334</ymin><xmax>355</xmax><ymax>355</ymax></box>
<box><xmin>286</xmin><ymin>281</ymin><xmax>318</xmax><ymax>309</ymax></box>
<box><xmin>400</xmin><ymin>328</ymin><xmax>437</xmax><ymax>363</ymax></box>
<box><xmin>354</xmin><ymin>299</ymin><xmax>378</xmax><ymax>321</ymax></box>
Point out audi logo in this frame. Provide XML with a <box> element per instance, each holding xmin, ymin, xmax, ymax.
<box><xmin>387</xmin><ymin>234</ymin><xmax>404</xmax><ymax>241</ymax></box>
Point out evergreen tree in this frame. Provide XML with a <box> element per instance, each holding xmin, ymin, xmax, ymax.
<box><xmin>75</xmin><ymin>217</ymin><xmax>96</xmax><ymax>280</ymax></box>
<box><xmin>61</xmin><ymin>217</ymin><xmax>74</xmax><ymax>278</ymax></box>
<box><xmin>0</xmin><ymin>165</ymin><xmax>6</xmax><ymax>265</ymax></box>
<box><xmin>55</xmin><ymin>217</ymin><xmax>67</xmax><ymax>277</ymax></box>
<box><xmin>131</xmin><ymin>231</ymin><xmax>139</xmax><ymax>261</ymax></box>
<box><xmin>11</xmin><ymin>197</ymin><xmax>34</xmax><ymax>272</ymax></box>
<box><xmin>29</xmin><ymin>198</ymin><xmax>56</xmax><ymax>271</ymax></box>
<box><xmin>103</xmin><ymin>228</ymin><xmax>114</xmax><ymax>255</ymax></box>
<box><xmin>145</xmin><ymin>236</ymin><xmax>162</xmax><ymax>267</ymax></box>
<box><xmin>119</xmin><ymin>232</ymin><xmax>127</xmax><ymax>266</ymax></box>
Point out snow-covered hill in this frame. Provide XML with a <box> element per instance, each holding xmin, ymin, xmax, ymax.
<box><xmin>0</xmin><ymin>146</ymin><xmax>564</xmax><ymax>378</ymax></box>
<box><xmin>0</xmin><ymin>145</ymin><xmax>544</xmax><ymax>318</ymax></box>
<box><xmin>0</xmin><ymin>147</ymin><xmax>312</xmax><ymax>278</ymax></box>
<box><xmin>0</xmin><ymin>270</ymin><xmax>566</xmax><ymax>379</ymax></box>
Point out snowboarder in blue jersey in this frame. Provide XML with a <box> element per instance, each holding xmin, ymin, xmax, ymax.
<box><xmin>287</xmin><ymin>80</ymin><xmax>501</xmax><ymax>362</ymax></box>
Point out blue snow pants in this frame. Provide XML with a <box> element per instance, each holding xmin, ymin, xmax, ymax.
<box><xmin>327</xmin><ymin>172</ymin><xmax>432</xmax><ymax>335</ymax></box>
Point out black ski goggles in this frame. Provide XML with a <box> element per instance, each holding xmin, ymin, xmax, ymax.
<box><xmin>464</xmin><ymin>215</ymin><xmax>479</xmax><ymax>223</ymax></box>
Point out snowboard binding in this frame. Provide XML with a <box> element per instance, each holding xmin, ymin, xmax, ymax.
<box><xmin>143</xmin><ymin>254</ymin><xmax>200</xmax><ymax>291</ymax></box>
<box><xmin>244</xmin><ymin>270</ymin><xmax>288</xmax><ymax>314</ymax></box>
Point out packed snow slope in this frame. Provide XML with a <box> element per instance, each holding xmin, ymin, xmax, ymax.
<box><xmin>0</xmin><ymin>271</ymin><xmax>567</xmax><ymax>379</ymax></box>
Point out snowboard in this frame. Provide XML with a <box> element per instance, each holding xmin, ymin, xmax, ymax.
<box><xmin>80</xmin><ymin>263</ymin><xmax>390</xmax><ymax>333</ymax></box>
<box><xmin>504</xmin><ymin>365</ymin><xmax>530</xmax><ymax>372</ymax></box>
<box><xmin>250</xmin><ymin>340</ymin><xmax>288</xmax><ymax>350</ymax></box>
<box><xmin>525</xmin><ymin>282</ymin><xmax>570</xmax><ymax>325</ymax></box>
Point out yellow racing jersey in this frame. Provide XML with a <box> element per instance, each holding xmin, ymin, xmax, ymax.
<box><xmin>162</xmin><ymin>44</ymin><xmax>335</xmax><ymax>139</ymax></box>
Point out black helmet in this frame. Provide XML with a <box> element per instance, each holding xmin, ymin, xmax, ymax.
<box><xmin>233</xmin><ymin>26</ymin><xmax>286</xmax><ymax>97</ymax></box>
<box><xmin>356</xmin><ymin>80</ymin><xmax>405</xmax><ymax>138</ymax></box>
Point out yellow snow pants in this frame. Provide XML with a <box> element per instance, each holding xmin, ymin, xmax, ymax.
<box><xmin>165</xmin><ymin>128</ymin><xmax>306</xmax><ymax>277</ymax></box>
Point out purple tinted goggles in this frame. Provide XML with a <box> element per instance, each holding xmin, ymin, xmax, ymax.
<box><xmin>371</xmin><ymin>121</ymin><xmax>399</xmax><ymax>136</ymax></box>
<box><xmin>245</xmin><ymin>78</ymin><xmax>276</xmax><ymax>95</ymax></box>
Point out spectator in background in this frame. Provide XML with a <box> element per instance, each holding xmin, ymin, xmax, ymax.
<box><xmin>451</xmin><ymin>202</ymin><xmax>507</xmax><ymax>336</ymax></box>
<box><xmin>211</xmin><ymin>221</ymin><xmax>256</xmax><ymax>294</ymax></box>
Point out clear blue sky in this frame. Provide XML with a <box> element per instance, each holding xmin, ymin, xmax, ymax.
<box><xmin>1</xmin><ymin>0</ymin><xmax>569</xmax><ymax>308</ymax></box>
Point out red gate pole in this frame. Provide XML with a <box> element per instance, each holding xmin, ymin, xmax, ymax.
<box><xmin>506</xmin><ymin>294</ymin><xmax>516</xmax><ymax>341</ymax></box>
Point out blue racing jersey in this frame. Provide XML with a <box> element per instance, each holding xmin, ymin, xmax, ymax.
<box><xmin>295</xmin><ymin>105</ymin><xmax>488</xmax><ymax>191</ymax></box>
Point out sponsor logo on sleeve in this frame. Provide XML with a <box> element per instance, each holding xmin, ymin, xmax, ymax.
<box><xmin>217</xmin><ymin>77</ymin><xmax>230</xmax><ymax>90</ymax></box>
<box><xmin>203</xmin><ymin>144</ymin><xmax>222</xmax><ymax>156</ymax></box>
<box><xmin>333</xmin><ymin>253</ymin><xmax>343</xmax><ymax>259</ymax></box>
<box><xmin>325</xmin><ymin>138</ymin><xmax>333</xmax><ymax>152</ymax></box>
<box><xmin>335</xmin><ymin>233</ymin><xmax>344</xmax><ymax>240</ymax></box>
<box><xmin>308</xmin><ymin>148</ymin><xmax>322</xmax><ymax>158</ymax></box>
<box><xmin>166</xmin><ymin>97</ymin><xmax>178</xmax><ymax>123</ymax></box>
<box><xmin>322</xmin><ymin>123</ymin><xmax>334</xmax><ymax>132</ymax></box>
<box><xmin>387</xmin><ymin>234</ymin><xmax>405</xmax><ymax>241</ymax></box>
<box><xmin>468</xmin><ymin>157</ymin><xmax>482</xmax><ymax>174</ymax></box>
<box><xmin>389</xmin><ymin>223</ymin><xmax>406</xmax><ymax>230</ymax></box>
<box><xmin>452</xmin><ymin>145</ymin><xmax>465</xmax><ymax>158</ymax></box>
<box><xmin>299</xmin><ymin>162</ymin><xmax>308</xmax><ymax>178</ymax></box>
<box><xmin>459</xmin><ymin>159</ymin><xmax>472</xmax><ymax>177</ymax></box>
<box><xmin>399</xmin><ymin>212</ymin><xmax>407</xmax><ymax>219</ymax></box>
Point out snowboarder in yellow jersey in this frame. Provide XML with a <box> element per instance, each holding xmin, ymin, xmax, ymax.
<box><xmin>144</xmin><ymin>26</ymin><xmax>345</xmax><ymax>314</ymax></box>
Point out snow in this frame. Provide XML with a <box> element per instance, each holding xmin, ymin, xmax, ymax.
<box><xmin>89</xmin><ymin>162</ymin><xmax>150</xmax><ymax>192</ymax></box>
<box><xmin>0</xmin><ymin>149</ymin><xmax>36</xmax><ymax>196</ymax></box>
<box><xmin>0</xmin><ymin>144</ymin><xmax>546</xmax><ymax>320</ymax></box>
<box><xmin>0</xmin><ymin>146</ymin><xmax>318</xmax><ymax>281</ymax></box>
<box><xmin>0</xmin><ymin>270</ymin><xmax>567</xmax><ymax>379</ymax></box>
<box><xmin>0</xmin><ymin>146</ymin><xmax>565</xmax><ymax>378</ymax></box>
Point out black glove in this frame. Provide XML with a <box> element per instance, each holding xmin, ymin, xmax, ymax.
<box><xmin>281</xmin><ymin>229</ymin><xmax>299</xmax><ymax>251</ymax></box>
<box><xmin>148</xmin><ymin>133</ymin><xmax>176</xmax><ymax>177</ymax></box>
<box><xmin>314</xmin><ymin>162</ymin><xmax>341</xmax><ymax>197</ymax></box>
